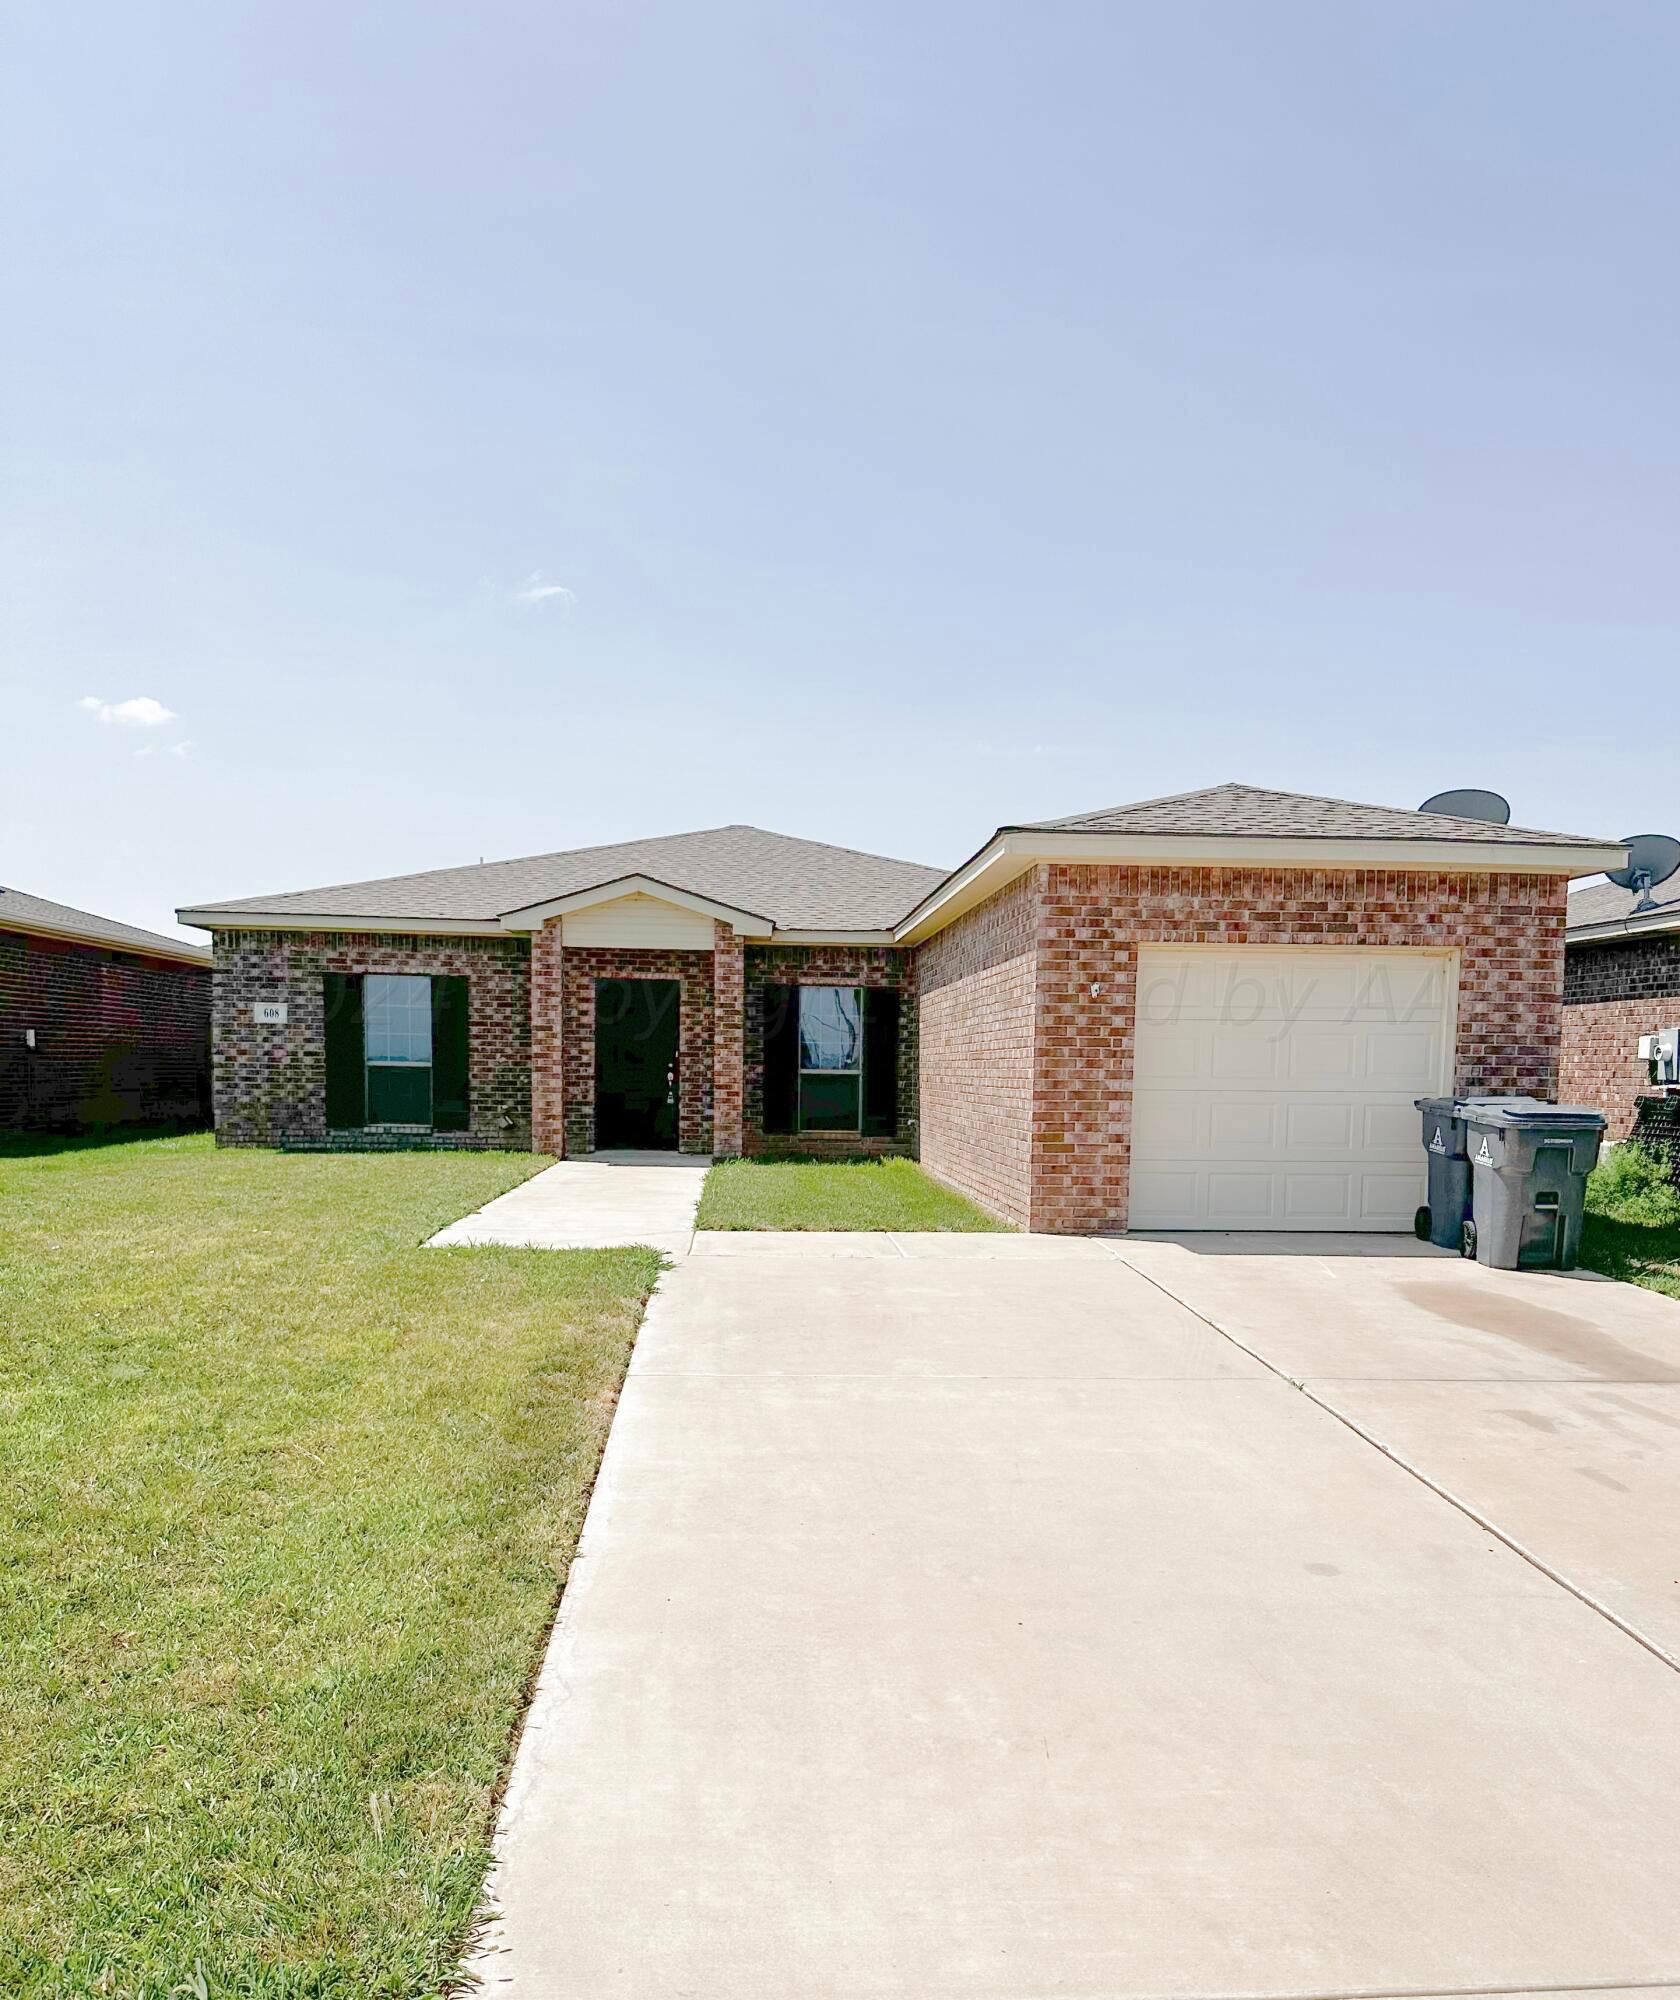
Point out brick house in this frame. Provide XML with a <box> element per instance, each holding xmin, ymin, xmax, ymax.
<box><xmin>1559</xmin><ymin>870</ymin><xmax>1680</xmax><ymax>1153</ymax></box>
<box><xmin>1</xmin><ymin>887</ymin><xmax>212</xmax><ymax>1131</ymax></box>
<box><xmin>180</xmin><ymin>784</ymin><xmax>1620</xmax><ymax>1232</ymax></box>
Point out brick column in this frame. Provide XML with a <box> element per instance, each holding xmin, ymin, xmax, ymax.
<box><xmin>712</xmin><ymin>921</ymin><xmax>745</xmax><ymax>1158</ymax></box>
<box><xmin>530</xmin><ymin>919</ymin><xmax>565</xmax><ymax>1156</ymax></box>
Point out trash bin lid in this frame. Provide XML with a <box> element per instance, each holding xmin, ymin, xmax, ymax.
<box><xmin>1461</xmin><ymin>1098</ymin><xmax>1606</xmax><ymax>1130</ymax></box>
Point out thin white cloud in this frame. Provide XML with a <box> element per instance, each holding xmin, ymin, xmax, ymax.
<box><xmin>78</xmin><ymin>694</ymin><xmax>177</xmax><ymax>727</ymax></box>
<box><xmin>512</xmin><ymin>571</ymin><xmax>576</xmax><ymax>607</ymax></box>
<box><xmin>171</xmin><ymin>740</ymin><xmax>193</xmax><ymax>759</ymax></box>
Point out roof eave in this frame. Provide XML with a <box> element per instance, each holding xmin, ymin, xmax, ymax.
<box><xmin>894</xmin><ymin>831</ymin><xmax>1627</xmax><ymax>946</ymax></box>
<box><xmin>1566</xmin><ymin>909</ymin><xmax>1680</xmax><ymax>945</ymax></box>
<box><xmin>177</xmin><ymin>909</ymin><xmax>505</xmax><ymax>937</ymax></box>
<box><xmin>6</xmin><ymin>915</ymin><xmax>211</xmax><ymax>967</ymax></box>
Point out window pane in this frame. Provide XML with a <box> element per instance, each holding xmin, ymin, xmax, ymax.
<box><xmin>798</xmin><ymin>987</ymin><xmax>861</xmax><ymax>1071</ymax></box>
<box><xmin>364</xmin><ymin>974</ymin><xmax>433</xmax><ymax>1064</ymax></box>
<box><xmin>367</xmin><ymin>1063</ymin><xmax>431</xmax><ymax>1124</ymax></box>
<box><xmin>799</xmin><ymin>1071</ymin><xmax>860</xmax><ymax>1132</ymax></box>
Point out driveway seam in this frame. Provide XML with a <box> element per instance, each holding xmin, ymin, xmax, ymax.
<box><xmin>1112</xmin><ymin>1250</ymin><xmax>1680</xmax><ymax>1681</ymax></box>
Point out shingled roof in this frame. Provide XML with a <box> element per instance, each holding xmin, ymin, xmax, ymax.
<box><xmin>1</xmin><ymin>886</ymin><xmax>211</xmax><ymax>965</ymax></box>
<box><xmin>1011</xmin><ymin>782</ymin><xmax>1614</xmax><ymax>848</ymax></box>
<box><xmin>1567</xmin><ymin>875</ymin><xmax>1680</xmax><ymax>937</ymax></box>
<box><xmin>185</xmin><ymin>825</ymin><xmax>949</xmax><ymax>934</ymax></box>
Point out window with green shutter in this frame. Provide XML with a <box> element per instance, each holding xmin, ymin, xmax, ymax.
<box><xmin>431</xmin><ymin>977</ymin><xmax>470</xmax><ymax>1131</ymax></box>
<box><xmin>323</xmin><ymin>974</ymin><xmax>365</xmax><ymax>1129</ymax></box>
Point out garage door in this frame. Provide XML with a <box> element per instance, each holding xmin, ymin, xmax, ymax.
<box><xmin>1128</xmin><ymin>947</ymin><xmax>1454</xmax><ymax>1231</ymax></box>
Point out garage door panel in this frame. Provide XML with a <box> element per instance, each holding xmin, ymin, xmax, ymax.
<box><xmin>1363</xmin><ymin>1101</ymin><xmax>1422</xmax><ymax>1151</ymax></box>
<box><xmin>1282</xmin><ymin>1173</ymin><xmax>1354</xmax><ymax>1222</ymax></box>
<box><xmin>1130</xmin><ymin>948</ymin><xmax>1452</xmax><ymax>1233</ymax></box>
<box><xmin>1130</xmin><ymin>1094</ymin><xmax>1203</xmax><ymax>1153</ymax></box>
<box><xmin>1138</xmin><ymin>1029</ymin><xmax>1207</xmax><ymax>1080</ymax></box>
<box><xmin>1285</xmin><ymin>1101</ymin><xmax>1356</xmax><ymax>1150</ymax></box>
<box><xmin>1284</xmin><ymin>1032</ymin><xmax>1358</xmax><ymax>1083</ymax></box>
<box><xmin>1127</xmin><ymin>1168</ymin><xmax>1200</xmax><ymax>1228</ymax></box>
<box><xmin>1364</xmin><ymin>1030</ymin><xmax>1439</xmax><ymax>1084</ymax></box>
<box><xmin>1360</xmin><ymin>1170</ymin><xmax>1426</xmax><ymax>1226</ymax></box>
<box><xmin>1208</xmin><ymin>1031</ymin><xmax>1283</xmax><ymax>1082</ymax></box>
<box><xmin>1205</xmin><ymin>1172</ymin><xmax>1277</xmax><ymax>1224</ymax></box>
<box><xmin>1208</xmin><ymin>1099</ymin><xmax>1279</xmax><ymax>1148</ymax></box>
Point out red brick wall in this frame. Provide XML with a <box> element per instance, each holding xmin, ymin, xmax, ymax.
<box><xmin>559</xmin><ymin>945</ymin><xmax>714</xmax><ymax>1155</ymax></box>
<box><xmin>915</xmin><ymin>871</ymin><xmax>1039</xmax><ymax>1226</ymax></box>
<box><xmin>0</xmin><ymin>929</ymin><xmax>210</xmax><ymax>1130</ymax></box>
<box><xmin>1028</xmin><ymin>864</ymin><xmax>1570</xmax><ymax>1233</ymax></box>
<box><xmin>530</xmin><ymin>920</ymin><xmax>564</xmax><ymax>1155</ymax></box>
<box><xmin>712</xmin><ymin>923</ymin><xmax>745</xmax><ymax>1158</ymax></box>
<box><xmin>211</xmin><ymin>931</ymin><xmax>530</xmax><ymax>1147</ymax></box>
<box><xmin>1559</xmin><ymin>935</ymin><xmax>1680</xmax><ymax>1138</ymax></box>
<box><xmin>913</xmin><ymin>865</ymin><xmax>1569</xmax><ymax>1234</ymax></box>
<box><xmin>1561</xmin><ymin>1000</ymin><xmax>1666</xmax><ymax>1138</ymax></box>
<box><xmin>742</xmin><ymin>943</ymin><xmax>916</xmax><ymax>1158</ymax></box>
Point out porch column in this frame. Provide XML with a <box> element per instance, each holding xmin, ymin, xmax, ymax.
<box><xmin>712</xmin><ymin>921</ymin><xmax>745</xmax><ymax>1158</ymax></box>
<box><xmin>530</xmin><ymin>917</ymin><xmax>565</xmax><ymax>1156</ymax></box>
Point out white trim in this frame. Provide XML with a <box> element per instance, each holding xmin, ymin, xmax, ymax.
<box><xmin>7</xmin><ymin>915</ymin><xmax>211</xmax><ymax>967</ymax></box>
<box><xmin>894</xmin><ymin>831</ymin><xmax>1627</xmax><ymax>944</ymax></box>
<box><xmin>768</xmin><ymin>929</ymin><xmax>898</xmax><ymax>946</ymax></box>
<box><xmin>1566</xmin><ymin>910</ymin><xmax>1680</xmax><ymax>944</ymax></box>
<box><xmin>178</xmin><ymin>910</ymin><xmax>504</xmax><ymax>938</ymax></box>
<box><xmin>496</xmin><ymin>874</ymin><xmax>774</xmax><ymax>936</ymax></box>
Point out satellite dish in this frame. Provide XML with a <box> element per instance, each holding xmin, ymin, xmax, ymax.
<box><xmin>1418</xmin><ymin>788</ymin><xmax>1512</xmax><ymax>825</ymax></box>
<box><xmin>1607</xmin><ymin>833</ymin><xmax>1680</xmax><ymax>913</ymax></box>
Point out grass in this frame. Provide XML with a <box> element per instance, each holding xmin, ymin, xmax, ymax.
<box><xmin>696</xmin><ymin>1155</ymin><xmax>1009</xmax><ymax>1232</ymax></box>
<box><xmin>1579</xmin><ymin>1140</ymin><xmax>1680</xmax><ymax>1301</ymax></box>
<box><xmin>0</xmin><ymin>1131</ymin><xmax>661</xmax><ymax>1998</ymax></box>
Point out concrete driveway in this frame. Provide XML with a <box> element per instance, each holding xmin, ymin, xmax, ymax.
<box><xmin>469</xmin><ymin>1234</ymin><xmax>1680</xmax><ymax>1999</ymax></box>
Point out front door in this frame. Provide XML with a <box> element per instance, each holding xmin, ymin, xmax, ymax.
<box><xmin>594</xmin><ymin>978</ymin><xmax>681</xmax><ymax>1149</ymax></box>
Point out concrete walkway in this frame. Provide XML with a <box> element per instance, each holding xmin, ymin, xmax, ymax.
<box><xmin>468</xmin><ymin>1232</ymin><xmax>1680</xmax><ymax>1999</ymax></box>
<box><xmin>425</xmin><ymin>1151</ymin><xmax>708</xmax><ymax>1259</ymax></box>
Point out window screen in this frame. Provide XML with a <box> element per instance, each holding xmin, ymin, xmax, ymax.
<box><xmin>364</xmin><ymin>975</ymin><xmax>433</xmax><ymax>1065</ymax></box>
<box><xmin>798</xmin><ymin>987</ymin><xmax>862</xmax><ymax>1132</ymax></box>
<box><xmin>799</xmin><ymin>987</ymin><xmax>861</xmax><ymax>1070</ymax></box>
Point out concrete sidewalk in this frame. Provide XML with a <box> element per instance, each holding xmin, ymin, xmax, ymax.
<box><xmin>467</xmin><ymin>1233</ymin><xmax>1680</xmax><ymax>1999</ymax></box>
<box><xmin>425</xmin><ymin>1151</ymin><xmax>708</xmax><ymax>1258</ymax></box>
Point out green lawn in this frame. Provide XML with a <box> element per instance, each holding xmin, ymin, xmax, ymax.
<box><xmin>1579</xmin><ymin>1141</ymin><xmax>1680</xmax><ymax>1300</ymax></box>
<box><xmin>0</xmin><ymin>1131</ymin><xmax>660</xmax><ymax>1998</ymax></box>
<box><xmin>696</xmin><ymin>1156</ymin><xmax>1009</xmax><ymax>1232</ymax></box>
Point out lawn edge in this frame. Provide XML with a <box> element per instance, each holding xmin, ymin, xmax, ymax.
<box><xmin>441</xmin><ymin>1253</ymin><xmax>668</xmax><ymax>1996</ymax></box>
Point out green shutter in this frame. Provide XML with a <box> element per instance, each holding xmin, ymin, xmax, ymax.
<box><xmin>761</xmin><ymin>985</ymin><xmax>797</xmax><ymax>1134</ymax></box>
<box><xmin>431</xmin><ymin>976</ymin><xmax>470</xmax><ymax>1132</ymax></box>
<box><xmin>323</xmin><ymin>974</ymin><xmax>365</xmax><ymax>1129</ymax></box>
<box><xmin>862</xmin><ymin>988</ymin><xmax>900</xmax><ymax>1138</ymax></box>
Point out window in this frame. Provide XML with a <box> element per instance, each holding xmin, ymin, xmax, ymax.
<box><xmin>760</xmin><ymin>984</ymin><xmax>901</xmax><ymax>1140</ymax></box>
<box><xmin>324</xmin><ymin>972</ymin><xmax>471</xmax><ymax>1133</ymax></box>
<box><xmin>364</xmin><ymin>973</ymin><xmax>432</xmax><ymax>1124</ymax></box>
<box><xmin>797</xmin><ymin>986</ymin><xmax>862</xmax><ymax>1132</ymax></box>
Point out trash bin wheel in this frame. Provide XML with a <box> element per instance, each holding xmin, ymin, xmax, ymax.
<box><xmin>1460</xmin><ymin>1219</ymin><xmax>1477</xmax><ymax>1261</ymax></box>
<box><xmin>1414</xmin><ymin>1205</ymin><xmax>1431</xmax><ymax>1241</ymax></box>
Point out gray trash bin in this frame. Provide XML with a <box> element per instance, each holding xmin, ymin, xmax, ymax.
<box><xmin>1461</xmin><ymin>1101</ymin><xmax>1606</xmax><ymax>1271</ymax></box>
<box><xmin>1414</xmin><ymin>1095</ymin><xmax>1474</xmax><ymax>1249</ymax></box>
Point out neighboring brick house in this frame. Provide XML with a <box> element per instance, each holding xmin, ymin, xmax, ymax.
<box><xmin>180</xmin><ymin>785</ymin><xmax>1621</xmax><ymax>1232</ymax></box>
<box><xmin>1559</xmin><ymin>872</ymin><xmax>1680</xmax><ymax>1150</ymax></box>
<box><xmin>1</xmin><ymin>887</ymin><xmax>212</xmax><ymax>1131</ymax></box>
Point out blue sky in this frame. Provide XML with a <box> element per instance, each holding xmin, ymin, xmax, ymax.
<box><xmin>5</xmin><ymin>3</ymin><xmax>1677</xmax><ymax>942</ymax></box>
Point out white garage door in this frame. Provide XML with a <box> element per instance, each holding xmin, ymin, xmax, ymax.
<box><xmin>1128</xmin><ymin>947</ymin><xmax>1455</xmax><ymax>1232</ymax></box>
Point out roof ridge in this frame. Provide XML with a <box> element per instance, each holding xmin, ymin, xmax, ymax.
<box><xmin>1011</xmin><ymin>779</ymin><xmax>1606</xmax><ymax>845</ymax></box>
<box><xmin>722</xmin><ymin>823</ymin><xmax>948</xmax><ymax>875</ymax></box>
